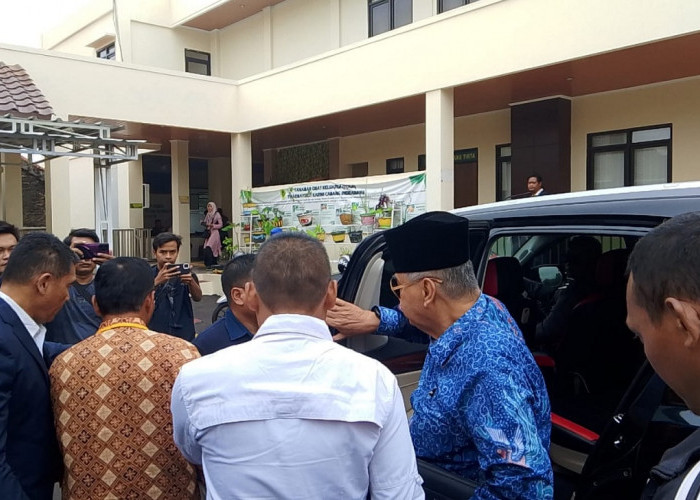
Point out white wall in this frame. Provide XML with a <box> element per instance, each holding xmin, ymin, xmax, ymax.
<box><xmin>339</xmin><ymin>0</ymin><xmax>366</xmax><ymax>46</ymax></box>
<box><xmin>130</xmin><ymin>21</ymin><xmax>213</xmax><ymax>73</ymax></box>
<box><xmin>236</xmin><ymin>0</ymin><xmax>700</xmax><ymax>131</ymax></box>
<box><xmin>219</xmin><ymin>13</ymin><xmax>267</xmax><ymax>80</ymax></box>
<box><xmin>271</xmin><ymin>0</ymin><xmax>332</xmax><ymax>68</ymax></box>
<box><xmin>340</xmin><ymin>124</ymin><xmax>425</xmax><ymax>177</ymax></box>
<box><xmin>413</xmin><ymin>0</ymin><xmax>436</xmax><ymax>22</ymax></box>
<box><xmin>339</xmin><ymin>108</ymin><xmax>510</xmax><ymax>204</ymax></box>
<box><xmin>45</xmin><ymin>13</ymin><xmax>115</xmax><ymax>58</ymax></box>
<box><xmin>454</xmin><ymin>110</ymin><xmax>510</xmax><ymax>204</ymax></box>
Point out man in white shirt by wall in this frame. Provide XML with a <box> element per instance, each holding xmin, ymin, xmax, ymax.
<box><xmin>171</xmin><ymin>232</ymin><xmax>424</xmax><ymax>499</ymax></box>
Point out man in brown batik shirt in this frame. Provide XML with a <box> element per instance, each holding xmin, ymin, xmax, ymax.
<box><xmin>49</xmin><ymin>257</ymin><xmax>200</xmax><ymax>499</ymax></box>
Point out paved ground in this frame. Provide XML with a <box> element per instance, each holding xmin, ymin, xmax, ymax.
<box><xmin>193</xmin><ymin>293</ymin><xmax>221</xmax><ymax>334</ymax></box>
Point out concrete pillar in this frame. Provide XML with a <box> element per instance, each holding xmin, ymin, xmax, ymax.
<box><xmin>330</xmin><ymin>0</ymin><xmax>340</xmax><ymax>49</ymax></box>
<box><xmin>425</xmin><ymin>88</ymin><xmax>454</xmax><ymax>211</ymax></box>
<box><xmin>170</xmin><ymin>140</ymin><xmax>191</xmax><ymax>263</ymax></box>
<box><xmin>0</xmin><ymin>153</ymin><xmax>23</xmax><ymax>226</ymax></box>
<box><xmin>208</xmin><ymin>158</ymin><xmax>232</xmax><ymax>223</ymax></box>
<box><xmin>263</xmin><ymin>7</ymin><xmax>273</xmax><ymax>70</ymax></box>
<box><xmin>128</xmin><ymin>159</ymin><xmax>144</xmax><ymax>229</ymax></box>
<box><xmin>46</xmin><ymin>157</ymin><xmax>94</xmax><ymax>238</ymax></box>
<box><xmin>231</xmin><ymin>133</ymin><xmax>252</xmax><ymax>225</ymax></box>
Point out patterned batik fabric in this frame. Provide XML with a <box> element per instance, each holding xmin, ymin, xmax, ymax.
<box><xmin>409</xmin><ymin>293</ymin><xmax>554</xmax><ymax>500</ymax></box>
<box><xmin>49</xmin><ymin>317</ymin><xmax>200</xmax><ymax>500</ymax></box>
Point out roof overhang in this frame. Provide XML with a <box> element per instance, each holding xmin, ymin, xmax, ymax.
<box><xmin>0</xmin><ymin>116</ymin><xmax>144</xmax><ymax>165</ymax></box>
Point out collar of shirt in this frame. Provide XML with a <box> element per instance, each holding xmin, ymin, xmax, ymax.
<box><xmin>0</xmin><ymin>290</ymin><xmax>46</xmax><ymax>354</ymax></box>
<box><xmin>224</xmin><ymin>308</ymin><xmax>252</xmax><ymax>342</ymax></box>
<box><xmin>428</xmin><ymin>293</ymin><xmax>488</xmax><ymax>366</ymax></box>
<box><xmin>97</xmin><ymin>316</ymin><xmax>147</xmax><ymax>333</ymax></box>
<box><xmin>255</xmin><ymin>313</ymin><xmax>332</xmax><ymax>342</ymax></box>
<box><xmin>534</xmin><ymin>188</ymin><xmax>544</xmax><ymax>196</ymax></box>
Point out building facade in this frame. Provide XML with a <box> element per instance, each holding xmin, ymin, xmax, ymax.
<box><xmin>0</xmin><ymin>0</ymin><xmax>699</xmax><ymax>259</ymax></box>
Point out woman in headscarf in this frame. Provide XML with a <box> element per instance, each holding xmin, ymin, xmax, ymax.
<box><xmin>203</xmin><ymin>201</ymin><xmax>223</xmax><ymax>269</ymax></box>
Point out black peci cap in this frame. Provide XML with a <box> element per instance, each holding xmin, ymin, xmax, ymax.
<box><xmin>384</xmin><ymin>211</ymin><xmax>469</xmax><ymax>273</ymax></box>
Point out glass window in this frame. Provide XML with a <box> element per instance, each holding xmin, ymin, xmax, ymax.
<box><xmin>591</xmin><ymin>132</ymin><xmax>626</xmax><ymax>147</ymax></box>
<box><xmin>592</xmin><ymin>151</ymin><xmax>625</xmax><ymax>190</ymax></box>
<box><xmin>632</xmin><ymin>127</ymin><xmax>671</xmax><ymax>143</ymax></box>
<box><xmin>393</xmin><ymin>0</ymin><xmax>412</xmax><ymax>28</ymax></box>
<box><xmin>185</xmin><ymin>49</ymin><xmax>211</xmax><ymax>76</ymax></box>
<box><xmin>96</xmin><ymin>43</ymin><xmax>115</xmax><ymax>60</ymax></box>
<box><xmin>439</xmin><ymin>0</ymin><xmax>475</xmax><ymax>14</ymax></box>
<box><xmin>587</xmin><ymin>125</ymin><xmax>671</xmax><ymax>189</ymax></box>
<box><xmin>496</xmin><ymin>144</ymin><xmax>512</xmax><ymax>201</ymax></box>
<box><xmin>386</xmin><ymin>157</ymin><xmax>405</xmax><ymax>174</ymax></box>
<box><xmin>369</xmin><ymin>0</ymin><xmax>412</xmax><ymax>37</ymax></box>
<box><xmin>633</xmin><ymin>147</ymin><xmax>668</xmax><ymax>185</ymax></box>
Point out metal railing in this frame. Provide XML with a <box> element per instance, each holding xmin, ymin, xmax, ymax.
<box><xmin>112</xmin><ymin>228</ymin><xmax>152</xmax><ymax>259</ymax></box>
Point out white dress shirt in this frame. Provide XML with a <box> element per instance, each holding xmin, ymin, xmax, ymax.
<box><xmin>0</xmin><ymin>291</ymin><xmax>45</xmax><ymax>354</ymax></box>
<box><xmin>172</xmin><ymin>313</ymin><xmax>424</xmax><ymax>500</ymax></box>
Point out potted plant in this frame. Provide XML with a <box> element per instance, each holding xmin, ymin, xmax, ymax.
<box><xmin>377</xmin><ymin>212</ymin><xmax>393</xmax><ymax>229</ymax></box>
<box><xmin>306</xmin><ymin>224</ymin><xmax>326</xmax><ymax>242</ymax></box>
<box><xmin>297</xmin><ymin>212</ymin><xmax>314</xmax><ymax>226</ymax></box>
<box><xmin>360</xmin><ymin>212</ymin><xmax>376</xmax><ymax>226</ymax></box>
<box><xmin>240</xmin><ymin>189</ymin><xmax>256</xmax><ymax>211</ymax></box>
<box><xmin>260</xmin><ymin>206</ymin><xmax>284</xmax><ymax>229</ymax></box>
<box><xmin>375</xmin><ymin>194</ymin><xmax>392</xmax><ymax>228</ymax></box>
<box><xmin>348</xmin><ymin>229</ymin><xmax>363</xmax><ymax>243</ymax></box>
<box><xmin>331</xmin><ymin>230</ymin><xmax>346</xmax><ymax>243</ymax></box>
<box><xmin>220</xmin><ymin>223</ymin><xmax>239</xmax><ymax>259</ymax></box>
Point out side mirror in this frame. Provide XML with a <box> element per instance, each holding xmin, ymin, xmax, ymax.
<box><xmin>538</xmin><ymin>265</ymin><xmax>563</xmax><ymax>287</ymax></box>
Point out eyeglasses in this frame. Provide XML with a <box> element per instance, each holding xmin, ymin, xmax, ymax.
<box><xmin>390</xmin><ymin>275</ymin><xmax>443</xmax><ymax>299</ymax></box>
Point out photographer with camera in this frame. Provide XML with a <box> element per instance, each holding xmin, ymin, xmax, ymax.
<box><xmin>46</xmin><ymin>228</ymin><xmax>114</xmax><ymax>344</ymax></box>
<box><xmin>149</xmin><ymin>232</ymin><xmax>202</xmax><ymax>341</ymax></box>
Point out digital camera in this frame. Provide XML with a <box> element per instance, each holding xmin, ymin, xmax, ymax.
<box><xmin>75</xmin><ymin>243</ymin><xmax>110</xmax><ymax>260</ymax></box>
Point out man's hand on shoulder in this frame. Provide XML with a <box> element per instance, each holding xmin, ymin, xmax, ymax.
<box><xmin>326</xmin><ymin>298</ymin><xmax>380</xmax><ymax>341</ymax></box>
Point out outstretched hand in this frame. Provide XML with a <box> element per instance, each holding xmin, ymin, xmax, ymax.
<box><xmin>326</xmin><ymin>298</ymin><xmax>380</xmax><ymax>341</ymax></box>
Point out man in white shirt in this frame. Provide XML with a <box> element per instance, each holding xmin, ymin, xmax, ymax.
<box><xmin>172</xmin><ymin>232</ymin><xmax>424</xmax><ymax>499</ymax></box>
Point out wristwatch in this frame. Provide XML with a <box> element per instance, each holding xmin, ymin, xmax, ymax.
<box><xmin>371</xmin><ymin>305</ymin><xmax>382</xmax><ymax>320</ymax></box>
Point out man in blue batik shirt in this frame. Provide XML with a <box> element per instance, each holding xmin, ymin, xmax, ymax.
<box><xmin>193</xmin><ymin>254</ymin><xmax>257</xmax><ymax>355</ymax></box>
<box><xmin>327</xmin><ymin>212</ymin><xmax>553</xmax><ymax>499</ymax></box>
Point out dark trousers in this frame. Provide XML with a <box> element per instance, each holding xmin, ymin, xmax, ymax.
<box><xmin>203</xmin><ymin>247</ymin><xmax>217</xmax><ymax>267</ymax></box>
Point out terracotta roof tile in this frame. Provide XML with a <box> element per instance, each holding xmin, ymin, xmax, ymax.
<box><xmin>0</xmin><ymin>62</ymin><xmax>53</xmax><ymax>119</ymax></box>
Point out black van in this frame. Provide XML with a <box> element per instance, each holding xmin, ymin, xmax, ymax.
<box><xmin>337</xmin><ymin>182</ymin><xmax>700</xmax><ymax>499</ymax></box>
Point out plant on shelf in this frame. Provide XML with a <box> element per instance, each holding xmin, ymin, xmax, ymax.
<box><xmin>348</xmin><ymin>229</ymin><xmax>363</xmax><ymax>243</ymax></box>
<box><xmin>306</xmin><ymin>223</ymin><xmax>326</xmax><ymax>242</ymax></box>
<box><xmin>240</xmin><ymin>189</ymin><xmax>256</xmax><ymax>209</ymax></box>
<box><xmin>331</xmin><ymin>230</ymin><xmax>346</xmax><ymax>243</ymax></box>
<box><xmin>220</xmin><ymin>223</ymin><xmax>240</xmax><ymax>260</ymax></box>
<box><xmin>259</xmin><ymin>206</ymin><xmax>284</xmax><ymax>234</ymax></box>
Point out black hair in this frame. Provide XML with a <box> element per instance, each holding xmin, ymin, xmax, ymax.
<box><xmin>63</xmin><ymin>228</ymin><xmax>99</xmax><ymax>246</ymax></box>
<box><xmin>528</xmin><ymin>174</ymin><xmax>543</xmax><ymax>183</ymax></box>
<box><xmin>0</xmin><ymin>221</ymin><xmax>19</xmax><ymax>241</ymax></box>
<box><xmin>3</xmin><ymin>232</ymin><xmax>76</xmax><ymax>284</ymax></box>
<box><xmin>627</xmin><ymin>212</ymin><xmax>700</xmax><ymax>324</ymax></box>
<box><xmin>252</xmin><ymin>232</ymin><xmax>330</xmax><ymax>312</ymax></box>
<box><xmin>152</xmin><ymin>232</ymin><xmax>182</xmax><ymax>251</ymax></box>
<box><xmin>222</xmin><ymin>254</ymin><xmax>255</xmax><ymax>303</ymax></box>
<box><xmin>94</xmin><ymin>257</ymin><xmax>155</xmax><ymax>315</ymax></box>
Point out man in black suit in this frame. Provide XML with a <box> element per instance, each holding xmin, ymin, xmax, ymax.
<box><xmin>527</xmin><ymin>174</ymin><xmax>549</xmax><ymax>196</ymax></box>
<box><xmin>0</xmin><ymin>233</ymin><xmax>76</xmax><ymax>499</ymax></box>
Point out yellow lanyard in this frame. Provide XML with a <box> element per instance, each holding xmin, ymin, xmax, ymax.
<box><xmin>96</xmin><ymin>322</ymin><xmax>148</xmax><ymax>335</ymax></box>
